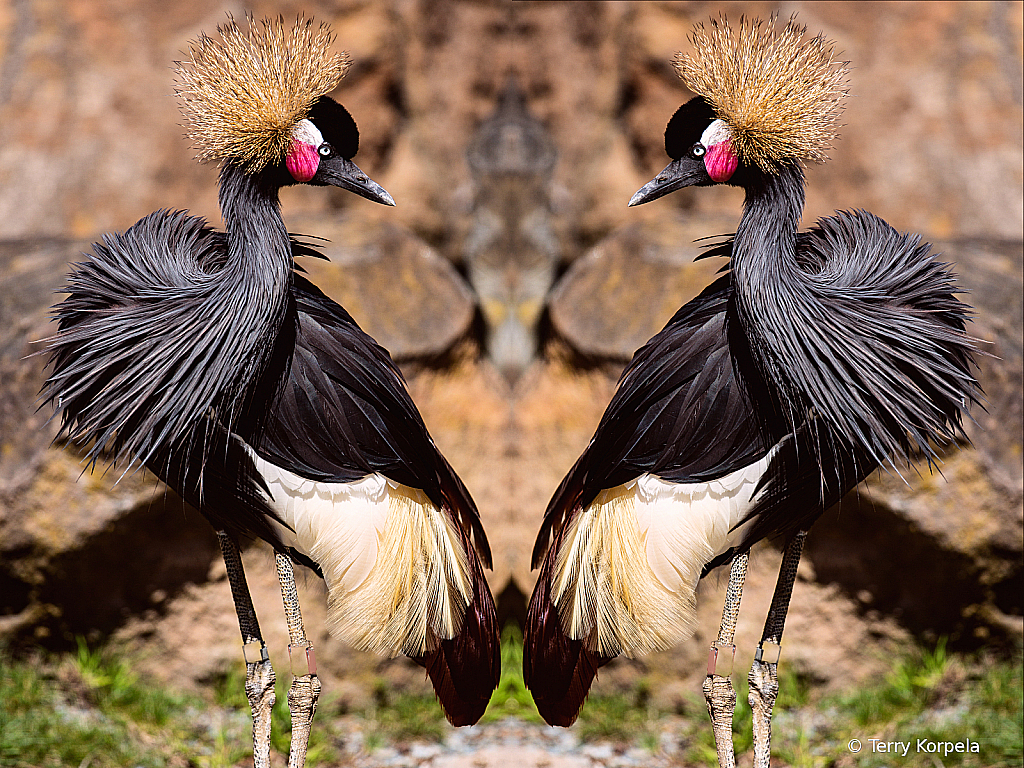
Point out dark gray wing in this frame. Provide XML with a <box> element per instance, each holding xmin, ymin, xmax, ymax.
<box><xmin>254</xmin><ymin>274</ymin><xmax>491</xmax><ymax>567</ymax></box>
<box><xmin>532</xmin><ymin>271</ymin><xmax>767</xmax><ymax>568</ymax></box>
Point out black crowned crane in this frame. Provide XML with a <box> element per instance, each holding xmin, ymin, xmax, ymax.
<box><xmin>523</xmin><ymin>16</ymin><xmax>978</xmax><ymax>768</ymax></box>
<box><xmin>42</xmin><ymin>17</ymin><xmax>499</xmax><ymax>768</ymax></box>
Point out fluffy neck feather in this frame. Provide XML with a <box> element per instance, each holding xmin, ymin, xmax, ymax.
<box><xmin>729</xmin><ymin>163</ymin><xmax>809</xmax><ymax>441</ymax></box>
<box><xmin>218</xmin><ymin>163</ymin><xmax>292</xmax><ymax>299</ymax></box>
<box><xmin>732</xmin><ymin>163</ymin><xmax>806</xmax><ymax>291</ymax></box>
<box><xmin>207</xmin><ymin>164</ymin><xmax>294</xmax><ymax>436</ymax></box>
<box><xmin>43</xmin><ymin>163</ymin><xmax>296</xmax><ymax>474</ymax></box>
<box><xmin>727</xmin><ymin>162</ymin><xmax>976</xmax><ymax>471</ymax></box>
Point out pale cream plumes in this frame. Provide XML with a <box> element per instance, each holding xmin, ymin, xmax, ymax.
<box><xmin>551</xmin><ymin>458</ymin><xmax>772</xmax><ymax>658</ymax></box>
<box><xmin>675</xmin><ymin>15</ymin><xmax>848</xmax><ymax>172</ymax></box>
<box><xmin>552</xmin><ymin>485</ymin><xmax>696</xmax><ymax>658</ymax></box>
<box><xmin>175</xmin><ymin>15</ymin><xmax>351</xmax><ymax>171</ymax></box>
<box><xmin>330</xmin><ymin>484</ymin><xmax>472</xmax><ymax>657</ymax></box>
<box><xmin>251</xmin><ymin>458</ymin><xmax>472</xmax><ymax>658</ymax></box>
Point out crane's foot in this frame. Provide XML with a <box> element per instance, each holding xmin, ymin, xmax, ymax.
<box><xmin>275</xmin><ymin>553</ymin><xmax>320</xmax><ymax>768</ymax></box>
<box><xmin>703</xmin><ymin>669</ymin><xmax>738</xmax><ymax>768</ymax></box>
<box><xmin>243</xmin><ymin>642</ymin><xmax>277</xmax><ymax>768</ymax></box>
<box><xmin>703</xmin><ymin>551</ymin><xmax>748</xmax><ymax>768</ymax></box>
<box><xmin>284</xmin><ymin>643</ymin><xmax>320</xmax><ymax>768</ymax></box>
<box><xmin>748</xmin><ymin>641</ymin><xmax>780</xmax><ymax>768</ymax></box>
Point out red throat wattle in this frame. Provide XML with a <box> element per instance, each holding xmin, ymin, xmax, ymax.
<box><xmin>286</xmin><ymin>141</ymin><xmax>319</xmax><ymax>182</ymax></box>
<box><xmin>705</xmin><ymin>140</ymin><xmax>738</xmax><ymax>183</ymax></box>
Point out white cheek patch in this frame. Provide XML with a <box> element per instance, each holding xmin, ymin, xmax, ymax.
<box><xmin>292</xmin><ymin>118</ymin><xmax>324</xmax><ymax>148</ymax></box>
<box><xmin>700</xmin><ymin>119</ymin><xmax>732</xmax><ymax>148</ymax></box>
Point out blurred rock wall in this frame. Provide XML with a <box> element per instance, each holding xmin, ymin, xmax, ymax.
<box><xmin>2</xmin><ymin>1</ymin><xmax>1019</xmax><ymax>243</ymax></box>
<box><xmin>1</xmin><ymin>0</ymin><xmax>1021</xmax><ymax>703</ymax></box>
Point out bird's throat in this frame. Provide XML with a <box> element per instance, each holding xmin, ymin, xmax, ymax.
<box><xmin>218</xmin><ymin>163</ymin><xmax>293</xmax><ymax>298</ymax></box>
<box><xmin>211</xmin><ymin>163</ymin><xmax>295</xmax><ymax>440</ymax></box>
<box><xmin>732</xmin><ymin>163</ymin><xmax>805</xmax><ymax>293</ymax></box>
<box><xmin>729</xmin><ymin>163</ymin><xmax>809</xmax><ymax>436</ymax></box>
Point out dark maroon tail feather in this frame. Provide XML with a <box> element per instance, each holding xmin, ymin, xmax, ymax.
<box><xmin>523</xmin><ymin>551</ymin><xmax>611</xmax><ymax>726</ymax></box>
<box><xmin>416</xmin><ymin>551</ymin><xmax>500</xmax><ymax>726</ymax></box>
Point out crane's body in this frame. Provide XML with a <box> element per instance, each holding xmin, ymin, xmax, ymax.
<box><xmin>67</xmin><ymin>208</ymin><xmax>499</xmax><ymax>704</ymax></box>
<box><xmin>42</xmin><ymin>17</ymin><xmax>498</xmax><ymax>765</ymax></box>
<box><xmin>524</xmin><ymin>18</ymin><xmax>978</xmax><ymax>765</ymax></box>
<box><xmin>525</xmin><ymin>210</ymin><xmax>968</xmax><ymax>722</ymax></box>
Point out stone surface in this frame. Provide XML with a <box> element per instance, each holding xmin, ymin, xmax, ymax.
<box><xmin>549</xmin><ymin>215</ymin><xmax>737</xmax><ymax>360</ymax></box>
<box><xmin>290</xmin><ymin>217</ymin><xmax>475</xmax><ymax>360</ymax></box>
<box><xmin>0</xmin><ymin>238</ymin><xmax>80</xmax><ymax>497</ymax></box>
<box><xmin>464</xmin><ymin>77</ymin><xmax>560</xmax><ymax>382</ymax></box>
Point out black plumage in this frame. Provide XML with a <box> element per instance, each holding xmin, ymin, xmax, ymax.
<box><xmin>42</xmin><ymin>94</ymin><xmax>499</xmax><ymax>727</ymax></box>
<box><xmin>524</xmin><ymin>97</ymin><xmax>979</xmax><ymax>725</ymax></box>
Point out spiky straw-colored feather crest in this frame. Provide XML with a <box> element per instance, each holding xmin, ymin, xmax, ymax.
<box><xmin>674</xmin><ymin>15</ymin><xmax>848</xmax><ymax>172</ymax></box>
<box><xmin>176</xmin><ymin>15</ymin><xmax>351</xmax><ymax>171</ymax></box>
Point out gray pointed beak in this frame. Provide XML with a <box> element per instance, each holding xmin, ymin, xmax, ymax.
<box><xmin>330</xmin><ymin>158</ymin><xmax>396</xmax><ymax>206</ymax></box>
<box><xmin>628</xmin><ymin>159</ymin><xmax>696</xmax><ymax>207</ymax></box>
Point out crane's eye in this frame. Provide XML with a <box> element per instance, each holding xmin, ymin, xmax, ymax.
<box><xmin>318</xmin><ymin>143</ymin><xmax>333</xmax><ymax>157</ymax></box>
<box><xmin>690</xmin><ymin>144</ymin><xmax>706</xmax><ymax>158</ymax></box>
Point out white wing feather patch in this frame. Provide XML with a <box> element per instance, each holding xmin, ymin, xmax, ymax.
<box><xmin>253</xmin><ymin>455</ymin><xmax>472</xmax><ymax>657</ymax></box>
<box><xmin>552</xmin><ymin>455</ymin><xmax>771</xmax><ymax>658</ymax></box>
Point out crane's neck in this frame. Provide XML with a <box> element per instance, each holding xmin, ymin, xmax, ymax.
<box><xmin>211</xmin><ymin>162</ymin><xmax>295</xmax><ymax>440</ymax></box>
<box><xmin>728</xmin><ymin>163</ymin><xmax>808</xmax><ymax>437</ymax></box>
<box><xmin>218</xmin><ymin>163</ymin><xmax>292</xmax><ymax>301</ymax></box>
<box><xmin>731</xmin><ymin>163</ymin><xmax>805</xmax><ymax>296</ymax></box>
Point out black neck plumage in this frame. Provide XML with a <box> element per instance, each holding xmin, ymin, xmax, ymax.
<box><xmin>212</xmin><ymin>163</ymin><xmax>295</xmax><ymax>442</ymax></box>
<box><xmin>727</xmin><ymin>161</ymin><xmax>977</xmax><ymax>476</ymax></box>
<box><xmin>43</xmin><ymin>162</ymin><xmax>296</xmax><ymax>479</ymax></box>
<box><xmin>729</xmin><ymin>163</ymin><xmax>814</xmax><ymax>449</ymax></box>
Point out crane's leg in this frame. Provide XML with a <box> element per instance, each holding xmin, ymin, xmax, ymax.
<box><xmin>748</xmin><ymin>531</ymin><xmax>807</xmax><ymax>768</ymax></box>
<box><xmin>274</xmin><ymin>552</ymin><xmax>321</xmax><ymax>768</ymax></box>
<box><xmin>703</xmin><ymin>551</ymin><xmax>749</xmax><ymax>768</ymax></box>
<box><xmin>217</xmin><ymin>531</ymin><xmax>275</xmax><ymax>768</ymax></box>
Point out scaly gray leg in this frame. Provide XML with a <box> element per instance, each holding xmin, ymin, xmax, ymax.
<box><xmin>274</xmin><ymin>552</ymin><xmax>321</xmax><ymax>768</ymax></box>
<box><xmin>703</xmin><ymin>551</ymin><xmax>749</xmax><ymax>768</ymax></box>
<box><xmin>749</xmin><ymin>531</ymin><xmax>807</xmax><ymax>768</ymax></box>
<box><xmin>217</xmin><ymin>531</ymin><xmax>275</xmax><ymax>768</ymax></box>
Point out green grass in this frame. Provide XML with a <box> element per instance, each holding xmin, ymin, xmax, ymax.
<box><xmin>813</xmin><ymin>640</ymin><xmax>1023</xmax><ymax>768</ymax></box>
<box><xmin>1</xmin><ymin>638</ymin><xmax>338</xmax><ymax>768</ymax></box>
<box><xmin>481</xmin><ymin>624</ymin><xmax>544</xmax><ymax>723</ymax></box>
<box><xmin>675</xmin><ymin>639</ymin><xmax>1023</xmax><ymax>768</ymax></box>
<box><xmin>573</xmin><ymin>679</ymin><xmax>661</xmax><ymax>750</ymax></box>
<box><xmin>73</xmin><ymin>636</ymin><xmax>185</xmax><ymax>728</ymax></box>
<box><xmin>1</xmin><ymin>639</ymin><xmax>196</xmax><ymax>768</ymax></box>
<box><xmin>359</xmin><ymin>680</ymin><xmax>449</xmax><ymax>749</ymax></box>
<box><xmin>1</xmin><ymin>634</ymin><xmax>1020</xmax><ymax>766</ymax></box>
<box><xmin>358</xmin><ymin>622</ymin><xmax>548</xmax><ymax>749</ymax></box>
<box><xmin>489</xmin><ymin>624</ymin><xmax>660</xmax><ymax>748</ymax></box>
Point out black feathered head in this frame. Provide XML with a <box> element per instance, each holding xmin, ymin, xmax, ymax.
<box><xmin>664</xmin><ymin>97</ymin><xmax>716</xmax><ymax>161</ymax></box>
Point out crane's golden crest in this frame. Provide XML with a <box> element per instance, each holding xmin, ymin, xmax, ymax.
<box><xmin>675</xmin><ymin>15</ymin><xmax>848</xmax><ymax>172</ymax></box>
<box><xmin>175</xmin><ymin>15</ymin><xmax>350</xmax><ymax>171</ymax></box>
